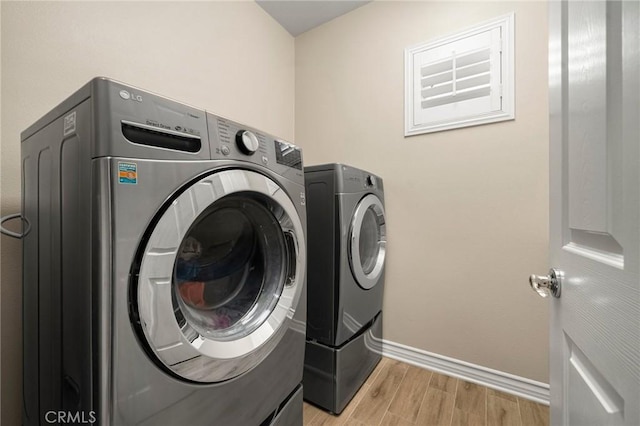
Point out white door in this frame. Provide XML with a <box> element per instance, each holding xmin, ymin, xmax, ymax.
<box><xmin>544</xmin><ymin>1</ymin><xmax>640</xmax><ymax>424</ymax></box>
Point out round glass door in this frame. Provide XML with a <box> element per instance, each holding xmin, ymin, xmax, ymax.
<box><xmin>174</xmin><ymin>196</ymin><xmax>286</xmax><ymax>341</ymax></box>
<box><xmin>134</xmin><ymin>169</ymin><xmax>305</xmax><ymax>383</ymax></box>
<box><xmin>349</xmin><ymin>194</ymin><xmax>386</xmax><ymax>289</ymax></box>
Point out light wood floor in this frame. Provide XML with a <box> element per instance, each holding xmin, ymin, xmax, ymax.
<box><xmin>303</xmin><ymin>358</ymin><xmax>550</xmax><ymax>426</ymax></box>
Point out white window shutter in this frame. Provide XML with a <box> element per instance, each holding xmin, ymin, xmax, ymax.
<box><xmin>405</xmin><ymin>13</ymin><xmax>514</xmax><ymax>136</ymax></box>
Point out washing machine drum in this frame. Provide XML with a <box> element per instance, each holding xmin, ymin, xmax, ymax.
<box><xmin>133</xmin><ymin>169</ymin><xmax>305</xmax><ymax>383</ymax></box>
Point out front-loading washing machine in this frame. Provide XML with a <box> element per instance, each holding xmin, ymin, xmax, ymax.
<box><xmin>302</xmin><ymin>163</ymin><xmax>386</xmax><ymax>414</ymax></box>
<box><xmin>21</xmin><ymin>78</ymin><xmax>307</xmax><ymax>425</ymax></box>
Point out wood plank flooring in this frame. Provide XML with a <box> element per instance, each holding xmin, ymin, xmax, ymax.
<box><xmin>303</xmin><ymin>358</ymin><xmax>550</xmax><ymax>426</ymax></box>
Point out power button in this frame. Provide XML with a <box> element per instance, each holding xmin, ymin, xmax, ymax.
<box><xmin>221</xmin><ymin>145</ymin><xmax>231</xmax><ymax>156</ymax></box>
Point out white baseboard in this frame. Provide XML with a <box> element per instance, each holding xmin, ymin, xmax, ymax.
<box><xmin>381</xmin><ymin>339</ymin><xmax>550</xmax><ymax>405</ymax></box>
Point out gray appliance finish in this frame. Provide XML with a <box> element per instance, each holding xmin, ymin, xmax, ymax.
<box><xmin>303</xmin><ymin>163</ymin><xmax>386</xmax><ymax>414</ymax></box>
<box><xmin>21</xmin><ymin>77</ymin><xmax>307</xmax><ymax>425</ymax></box>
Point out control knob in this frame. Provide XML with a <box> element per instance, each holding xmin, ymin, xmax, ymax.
<box><xmin>236</xmin><ymin>130</ymin><xmax>259</xmax><ymax>155</ymax></box>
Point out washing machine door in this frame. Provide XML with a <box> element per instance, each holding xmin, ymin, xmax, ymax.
<box><xmin>134</xmin><ymin>169</ymin><xmax>305</xmax><ymax>383</ymax></box>
<box><xmin>349</xmin><ymin>194</ymin><xmax>386</xmax><ymax>290</ymax></box>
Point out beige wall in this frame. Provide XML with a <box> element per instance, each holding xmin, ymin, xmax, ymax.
<box><xmin>295</xmin><ymin>1</ymin><xmax>550</xmax><ymax>382</ymax></box>
<box><xmin>0</xmin><ymin>2</ymin><xmax>293</xmax><ymax>424</ymax></box>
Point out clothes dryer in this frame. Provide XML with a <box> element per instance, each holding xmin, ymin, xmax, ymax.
<box><xmin>303</xmin><ymin>164</ymin><xmax>385</xmax><ymax>414</ymax></box>
<box><xmin>21</xmin><ymin>78</ymin><xmax>306</xmax><ymax>425</ymax></box>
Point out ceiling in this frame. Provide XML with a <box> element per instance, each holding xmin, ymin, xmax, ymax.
<box><xmin>256</xmin><ymin>1</ymin><xmax>371</xmax><ymax>37</ymax></box>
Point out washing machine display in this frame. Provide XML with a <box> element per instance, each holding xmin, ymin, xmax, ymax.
<box><xmin>349</xmin><ymin>194</ymin><xmax>386</xmax><ymax>290</ymax></box>
<box><xmin>134</xmin><ymin>169</ymin><xmax>305</xmax><ymax>383</ymax></box>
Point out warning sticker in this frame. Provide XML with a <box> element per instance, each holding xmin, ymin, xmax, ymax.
<box><xmin>63</xmin><ymin>111</ymin><xmax>76</xmax><ymax>136</ymax></box>
<box><xmin>118</xmin><ymin>162</ymin><xmax>138</xmax><ymax>184</ymax></box>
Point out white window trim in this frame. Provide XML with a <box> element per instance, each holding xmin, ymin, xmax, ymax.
<box><xmin>405</xmin><ymin>13</ymin><xmax>515</xmax><ymax>136</ymax></box>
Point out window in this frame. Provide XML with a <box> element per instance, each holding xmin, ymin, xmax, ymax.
<box><xmin>405</xmin><ymin>13</ymin><xmax>515</xmax><ymax>136</ymax></box>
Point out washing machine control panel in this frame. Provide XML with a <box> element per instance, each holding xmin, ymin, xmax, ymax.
<box><xmin>213</xmin><ymin>117</ymin><xmax>269</xmax><ymax>160</ymax></box>
<box><xmin>208</xmin><ymin>114</ymin><xmax>303</xmax><ymax>179</ymax></box>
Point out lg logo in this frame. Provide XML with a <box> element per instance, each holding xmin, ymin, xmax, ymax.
<box><xmin>45</xmin><ymin>411</ymin><xmax>97</xmax><ymax>424</ymax></box>
<box><xmin>119</xmin><ymin>89</ymin><xmax>142</xmax><ymax>102</ymax></box>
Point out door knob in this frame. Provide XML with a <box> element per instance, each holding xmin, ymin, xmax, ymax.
<box><xmin>529</xmin><ymin>268</ymin><xmax>562</xmax><ymax>298</ymax></box>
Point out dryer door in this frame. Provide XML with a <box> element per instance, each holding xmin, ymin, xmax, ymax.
<box><xmin>349</xmin><ymin>194</ymin><xmax>386</xmax><ymax>290</ymax></box>
<box><xmin>133</xmin><ymin>169</ymin><xmax>305</xmax><ymax>383</ymax></box>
